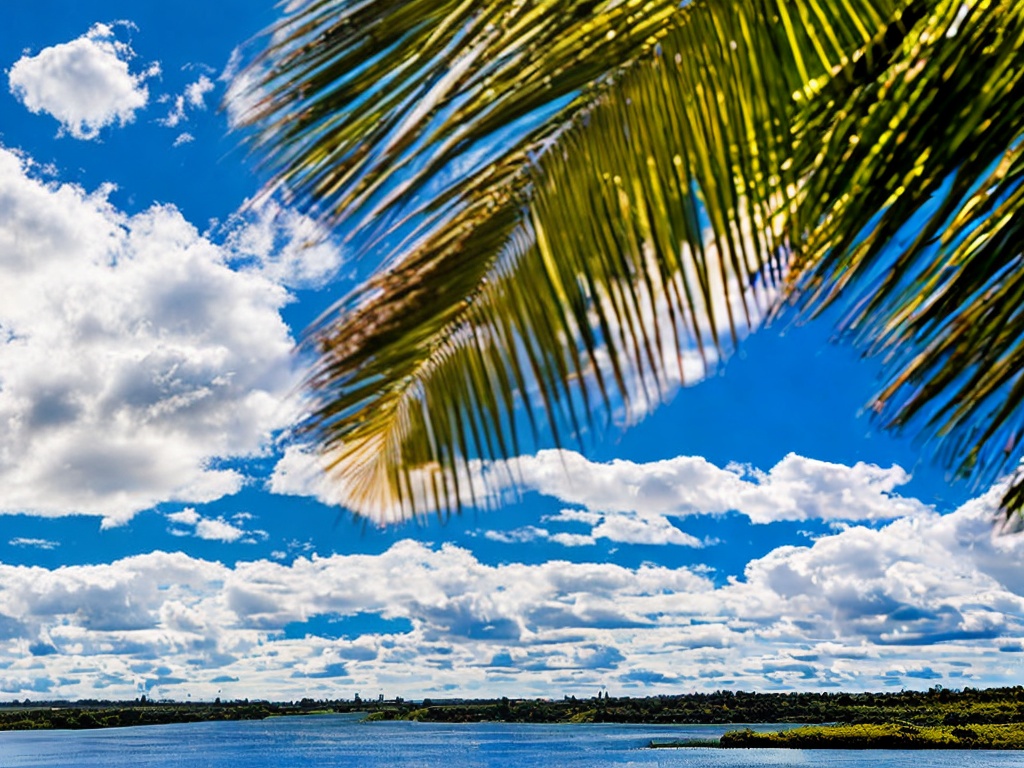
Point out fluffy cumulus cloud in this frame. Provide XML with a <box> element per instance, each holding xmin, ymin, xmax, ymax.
<box><xmin>513</xmin><ymin>450</ymin><xmax>927</xmax><ymax>524</ymax></box>
<box><xmin>185</xmin><ymin>75</ymin><xmax>215</xmax><ymax>108</ymax></box>
<box><xmin>158</xmin><ymin>74</ymin><xmax>216</xmax><ymax>129</ymax></box>
<box><xmin>223</xmin><ymin>199</ymin><xmax>345</xmax><ymax>289</ymax></box>
<box><xmin>8</xmin><ymin>22</ymin><xmax>159</xmax><ymax>140</ymax></box>
<box><xmin>166</xmin><ymin>508</ymin><xmax>267</xmax><ymax>544</ymax></box>
<box><xmin>0</xmin><ymin>488</ymin><xmax>1021</xmax><ymax>699</ymax></box>
<box><xmin>0</xmin><ymin>147</ymin><xmax>343</xmax><ymax>525</ymax></box>
<box><xmin>273</xmin><ymin>446</ymin><xmax>927</xmax><ymax>540</ymax></box>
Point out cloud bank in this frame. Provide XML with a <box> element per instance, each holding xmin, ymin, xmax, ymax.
<box><xmin>273</xmin><ymin>447</ymin><xmax>929</xmax><ymax>542</ymax></box>
<box><xmin>0</xmin><ymin>488</ymin><xmax>1020</xmax><ymax>699</ymax></box>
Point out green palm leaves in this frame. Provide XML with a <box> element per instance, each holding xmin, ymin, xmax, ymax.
<box><xmin>237</xmin><ymin>0</ymin><xmax>1024</xmax><ymax>521</ymax></box>
<box><xmin>240</xmin><ymin>0</ymin><xmax>679</xmax><ymax>229</ymax></box>
<box><xmin>786</xmin><ymin>0</ymin><xmax>1024</xmax><ymax>498</ymax></box>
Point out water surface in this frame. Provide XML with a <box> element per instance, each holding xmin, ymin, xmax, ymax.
<box><xmin>2</xmin><ymin>716</ymin><xmax>1022</xmax><ymax>767</ymax></box>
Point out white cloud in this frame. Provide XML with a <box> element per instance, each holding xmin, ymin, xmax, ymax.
<box><xmin>273</xmin><ymin>446</ymin><xmax>927</xmax><ymax>540</ymax></box>
<box><xmin>725</xmin><ymin>484</ymin><xmax>1024</xmax><ymax>658</ymax></box>
<box><xmin>167</xmin><ymin>508</ymin><xmax>201</xmax><ymax>526</ymax></box>
<box><xmin>484</xmin><ymin>513</ymin><xmax>702</xmax><ymax>548</ymax></box>
<box><xmin>166</xmin><ymin>507</ymin><xmax>263</xmax><ymax>543</ymax></box>
<box><xmin>185</xmin><ymin>75</ymin><xmax>214</xmax><ymax>109</ymax></box>
<box><xmin>513</xmin><ymin>450</ymin><xmax>927</xmax><ymax>524</ymax></box>
<box><xmin>0</xmin><ymin>147</ymin><xmax>348</xmax><ymax>524</ymax></box>
<box><xmin>483</xmin><ymin>527</ymin><xmax>550</xmax><ymax>545</ymax></box>
<box><xmin>159</xmin><ymin>95</ymin><xmax>187</xmax><ymax>128</ymax></box>
<box><xmin>0</xmin><ymin>489</ymin><xmax>1020</xmax><ymax>699</ymax></box>
<box><xmin>172</xmin><ymin>132</ymin><xmax>195</xmax><ymax>147</ymax></box>
<box><xmin>195</xmin><ymin>518</ymin><xmax>247</xmax><ymax>543</ymax></box>
<box><xmin>223</xmin><ymin>199</ymin><xmax>345</xmax><ymax>289</ymax></box>
<box><xmin>8</xmin><ymin>538</ymin><xmax>59</xmax><ymax>550</ymax></box>
<box><xmin>159</xmin><ymin>75</ymin><xmax>216</xmax><ymax>129</ymax></box>
<box><xmin>269</xmin><ymin>445</ymin><xmax>346</xmax><ymax>505</ymax></box>
<box><xmin>8</xmin><ymin>22</ymin><xmax>158</xmax><ymax>140</ymax></box>
<box><xmin>549</xmin><ymin>532</ymin><xmax>597</xmax><ymax>547</ymax></box>
<box><xmin>592</xmin><ymin>513</ymin><xmax>702</xmax><ymax>547</ymax></box>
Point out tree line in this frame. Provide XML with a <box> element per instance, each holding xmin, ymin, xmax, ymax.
<box><xmin>4</xmin><ymin>686</ymin><xmax>1023</xmax><ymax>730</ymax></box>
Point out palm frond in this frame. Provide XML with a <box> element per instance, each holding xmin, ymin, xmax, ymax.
<box><xmin>293</xmin><ymin>0</ymin><xmax>898</xmax><ymax>520</ymax></box>
<box><xmin>235</xmin><ymin>0</ymin><xmax>680</xmax><ymax>235</ymax></box>
<box><xmin>246</xmin><ymin>0</ymin><xmax>1024</xmax><ymax>521</ymax></box>
<box><xmin>785</xmin><ymin>0</ymin><xmax>1024</xmax><ymax>509</ymax></box>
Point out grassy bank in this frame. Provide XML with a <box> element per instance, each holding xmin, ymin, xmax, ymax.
<box><xmin>652</xmin><ymin>723</ymin><xmax>1024</xmax><ymax>750</ymax></box>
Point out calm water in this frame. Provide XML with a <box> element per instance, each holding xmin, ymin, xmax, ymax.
<box><xmin>1</xmin><ymin>716</ymin><xmax>1023</xmax><ymax>767</ymax></box>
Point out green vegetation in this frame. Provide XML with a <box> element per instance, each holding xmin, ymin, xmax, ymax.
<box><xmin>359</xmin><ymin>686</ymin><xmax>1024</xmax><ymax>726</ymax></box>
<box><xmin>0</xmin><ymin>697</ymin><xmax>382</xmax><ymax>731</ymax></box>
<box><xmin>0</xmin><ymin>701</ymin><xmax>282</xmax><ymax>731</ymax></box>
<box><xmin>5</xmin><ymin>686</ymin><xmax>1024</xmax><ymax>734</ymax></box>
<box><xmin>717</xmin><ymin>723</ymin><xmax>1024</xmax><ymax>749</ymax></box>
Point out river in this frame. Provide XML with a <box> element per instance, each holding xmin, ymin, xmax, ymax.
<box><xmin>1</xmin><ymin>716</ymin><xmax>1022</xmax><ymax>767</ymax></box>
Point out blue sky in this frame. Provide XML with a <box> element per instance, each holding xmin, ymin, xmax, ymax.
<box><xmin>0</xmin><ymin>1</ymin><xmax>1022</xmax><ymax>703</ymax></box>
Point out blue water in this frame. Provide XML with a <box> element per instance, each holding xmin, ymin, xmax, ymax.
<box><xmin>1</xmin><ymin>716</ymin><xmax>1022</xmax><ymax>767</ymax></box>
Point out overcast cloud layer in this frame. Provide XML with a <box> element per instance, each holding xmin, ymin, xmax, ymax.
<box><xmin>0</xmin><ymin>487</ymin><xmax>1020</xmax><ymax>700</ymax></box>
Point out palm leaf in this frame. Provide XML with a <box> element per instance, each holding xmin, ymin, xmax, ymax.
<box><xmin>279</xmin><ymin>0</ymin><xmax>899</xmax><ymax>520</ymax></box>
<box><xmin>243</xmin><ymin>0</ymin><xmax>1024</xmax><ymax>521</ymax></box>
<box><xmin>785</xmin><ymin>0</ymin><xmax>1024</xmax><ymax>508</ymax></box>
<box><xmin>235</xmin><ymin>0</ymin><xmax>680</xmax><ymax>237</ymax></box>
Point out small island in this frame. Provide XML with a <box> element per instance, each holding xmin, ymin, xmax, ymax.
<box><xmin>721</xmin><ymin>723</ymin><xmax>1024</xmax><ymax>749</ymax></box>
<box><xmin>651</xmin><ymin>723</ymin><xmax>1024</xmax><ymax>750</ymax></box>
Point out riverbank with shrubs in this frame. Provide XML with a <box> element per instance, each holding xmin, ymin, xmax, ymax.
<box><xmin>3</xmin><ymin>685</ymin><xmax>1024</xmax><ymax>733</ymax></box>
<box><xmin>650</xmin><ymin>723</ymin><xmax>1024</xmax><ymax>749</ymax></box>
